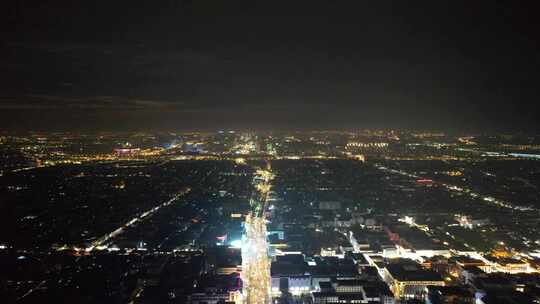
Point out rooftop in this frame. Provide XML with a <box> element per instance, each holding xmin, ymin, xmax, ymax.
<box><xmin>386</xmin><ymin>260</ymin><xmax>444</xmax><ymax>282</ymax></box>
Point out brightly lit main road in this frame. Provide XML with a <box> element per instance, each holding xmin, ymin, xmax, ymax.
<box><xmin>241</xmin><ymin>161</ymin><xmax>273</xmax><ymax>304</ymax></box>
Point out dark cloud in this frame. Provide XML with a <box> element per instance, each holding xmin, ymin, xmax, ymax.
<box><xmin>0</xmin><ymin>1</ymin><xmax>539</xmax><ymax>131</ymax></box>
<box><xmin>0</xmin><ymin>95</ymin><xmax>182</xmax><ymax>110</ymax></box>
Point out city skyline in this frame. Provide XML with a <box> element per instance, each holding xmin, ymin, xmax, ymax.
<box><xmin>2</xmin><ymin>2</ymin><xmax>540</xmax><ymax>304</ymax></box>
<box><xmin>2</xmin><ymin>130</ymin><xmax>540</xmax><ymax>303</ymax></box>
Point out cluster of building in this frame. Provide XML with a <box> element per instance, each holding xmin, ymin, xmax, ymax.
<box><xmin>3</xmin><ymin>131</ymin><xmax>540</xmax><ymax>304</ymax></box>
<box><xmin>180</xmin><ymin>199</ymin><xmax>540</xmax><ymax>304</ymax></box>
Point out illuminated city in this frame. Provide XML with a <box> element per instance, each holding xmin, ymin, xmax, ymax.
<box><xmin>2</xmin><ymin>1</ymin><xmax>540</xmax><ymax>304</ymax></box>
<box><xmin>2</xmin><ymin>130</ymin><xmax>540</xmax><ymax>303</ymax></box>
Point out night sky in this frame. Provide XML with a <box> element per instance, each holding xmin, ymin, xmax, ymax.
<box><xmin>1</xmin><ymin>1</ymin><xmax>539</xmax><ymax>132</ymax></box>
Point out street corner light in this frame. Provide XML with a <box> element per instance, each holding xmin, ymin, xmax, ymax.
<box><xmin>230</xmin><ymin>239</ymin><xmax>242</xmax><ymax>248</ymax></box>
